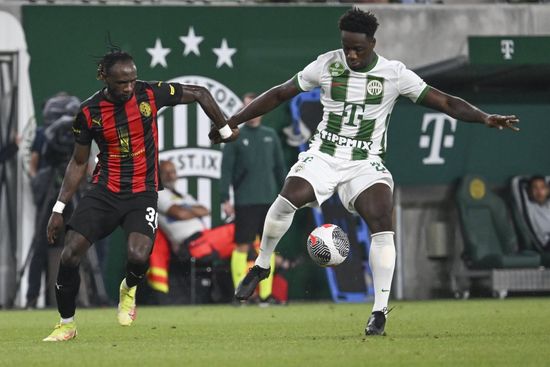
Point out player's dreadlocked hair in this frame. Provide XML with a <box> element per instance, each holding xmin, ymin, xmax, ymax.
<box><xmin>96</xmin><ymin>45</ymin><xmax>134</xmax><ymax>80</ymax></box>
<box><xmin>338</xmin><ymin>8</ymin><xmax>379</xmax><ymax>38</ymax></box>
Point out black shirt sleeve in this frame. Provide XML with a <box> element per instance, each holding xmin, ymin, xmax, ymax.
<box><xmin>31</xmin><ymin>128</ymin><xmax>45</xmax><ymax>153</ymax></box>
<box><xmin>72</xmin><ymin>110</ymin><xmax>92</xmax><ymax>145</ymax></box>
<box><xmin>148</xmin><ymin>81</ymin><xmax>183</xmax><ymax>108</ymax></box>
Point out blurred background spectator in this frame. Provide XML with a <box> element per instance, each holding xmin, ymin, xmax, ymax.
<box><xmin>24</xmin><ymin>93</ymin><xmax>80</xmax><ymax>309</ymax></box>
<box><xmin>220</xmin><ymin>92</ymin><xmax>287</xmax><ymax>304</ymax></box>
<box><xmin>526</xmin><ymin>175</ymin><xmax>550</xmax><ymax>250</ymax></box>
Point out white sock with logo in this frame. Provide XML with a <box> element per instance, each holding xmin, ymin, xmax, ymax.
<box><xmin>255</xmin><ymin>195</ymin><xmax>297</xmax><ymax>269</ymax></box>
<box><xmin>369</xmin><ymin>231</ymin><xmax>396</xmax><ymax>313</ymax></box>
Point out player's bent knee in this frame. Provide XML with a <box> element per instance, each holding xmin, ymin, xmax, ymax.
<box><xmin>60</xmin><ymin>247</ymin><xmax>82</xmax><ymax>267</ymax></box>
<box><xmin>127</xmin><ymin>232</ymin><xmax>153</xmax><ymax>263</ymax></box>
<box><xmin>263</xmin><ymin>196</ymin><xmax>297</xmax><ymax>238</ymax></box>
<box><xmin>367</xmin><ymin>214</ymin><xmax>393</xmax><ymax>233</ymax></box>
<box><xmin>127</xmin><ymin>243</ymin><xmax>153</xmax><ymax>263</ymax></box>
<box><xmin>127</xmin><ymin>247</ymin><xmax>151</xmax><ymax>264</ymax></box>
<box><xmin>60</xmin><ymin>231</ymin><xmax>90</xmax><ymax>266</ymax></box>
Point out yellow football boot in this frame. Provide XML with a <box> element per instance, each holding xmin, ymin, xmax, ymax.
<box><xmin>43</xmin><ymin>322</ymin><xmax>77</xmax><ymax>342</ymax></box>
<box><xmin>117</xmin><ymin>279</ymin><xmax>137</xmax><ymax>326</ymax></box>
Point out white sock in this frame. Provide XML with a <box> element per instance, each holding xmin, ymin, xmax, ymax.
<box><xmin>61</xmin><ymin>317</ymin><xmax>74</xmax><ymax>324</ymax></box>
<box><xmin>369</xmin><ymin>231</ymin><xmax>396</xmax><ymax>313</ymax></box>
<box><xmin>255</xmin><ymin>195</ymin><xmax>297</xmax><ymax>269</ymax></box>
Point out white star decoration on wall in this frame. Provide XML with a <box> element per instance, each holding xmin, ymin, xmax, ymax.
<box><xmin>146</xmin><ymin>38</ymin><xmax>171</xmax><ymax>68</ymax></box>
<box><xmin>179</xmin><ymin>26</ymin><xmax>204</xmax><ymax>57</ymax></box>
<box><xmin>212</xmin><ymin>39</ymin><xmax>237</xmax><ymax>68</ymax></box>
<box><xmin>146</xmin><ymin>29</ymin><xmax>237</xmax><ymax>69</ymax></box>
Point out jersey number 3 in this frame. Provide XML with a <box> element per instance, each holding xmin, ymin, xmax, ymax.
<box><xmin>145</xmin><ymin>207</ymin><xmax>158</xmax><ymax>232</ymax></box>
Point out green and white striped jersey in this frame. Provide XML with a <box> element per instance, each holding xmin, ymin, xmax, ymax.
<box><xmin>293</xmin><ymin>49</ymin><xmax>429</xmax><ymax>161</ymax></box>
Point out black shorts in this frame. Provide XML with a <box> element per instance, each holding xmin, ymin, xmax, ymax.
<box><xmin>67</xmin><ymin>185</ymin><xmax>158</xmax><ymax>244</ymax></box>
<box><xmin>234</xmin><ymin>204</ymin><xmax>270</xmax><ymax>244</ymax></box>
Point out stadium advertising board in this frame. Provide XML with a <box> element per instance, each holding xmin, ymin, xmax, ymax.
<box><xmin>469</xmin><ymin>36</ymin><xmax>550</xmax><ymax>65</ymax></box>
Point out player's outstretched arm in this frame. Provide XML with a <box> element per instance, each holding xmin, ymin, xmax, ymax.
<box><xmin>229</xmin><ymin>79</ymin><xmax>301</xmax><ymax>128</ymax></box>
<box><xmin>179</xmin><ymin>84</ymin><xmax>238</xmax><ymax>143</ymax></box>
<box><xmin>46</xmin><ymin>142</ymin><xmax>90</xmax><ymax>244</ymax></box>
<box><xmin>420</xmin><ymin>87</ymin><xmax>520</xmax><ymax>131</ymax></box>
<box><xmin>179</xmin><ymin>84</ymin><xmax>227</xmax><ymax>130</ymax></box>
<box><xmin>209</xmin><ymin>79</ymin><xmax>301</xmax><ymax>144</ymax></box>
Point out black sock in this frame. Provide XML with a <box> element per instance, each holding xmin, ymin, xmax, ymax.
<box><xmin>55</xmin><ymin>263</ymin><xmax>80</xmax><ymax>319</ymax></box>
<box><xmin>125</xmin><ymin>261</ymin><xmax>149</xmax><ymax>288</ymax></box>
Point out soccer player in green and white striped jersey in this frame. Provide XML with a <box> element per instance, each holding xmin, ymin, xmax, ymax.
<box><xmin>210</xmin><ymin>8</ymin><xmax>519</xmax><ymax>336</ymax></box>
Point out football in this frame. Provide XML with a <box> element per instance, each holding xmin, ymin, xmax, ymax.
<box><xmin>306</xmin><ymin>224</ymin><xmax>350</xmax><ymax>267</ymax></box>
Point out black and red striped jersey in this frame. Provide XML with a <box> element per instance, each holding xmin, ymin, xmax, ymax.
<box><xmin>73</xmin><ymin>80</ymin><xmax>182</xmax><ymax>194</ymax></box>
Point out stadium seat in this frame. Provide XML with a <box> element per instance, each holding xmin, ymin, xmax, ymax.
<box><xmin>510</xmin><ymin>175</ymin><xmax>550</xmax><ymax>267</ymax></box>
<box><xmin>455</xmin><ymin>175</ymin><xmax>540</xmax><ymax>269</ymax></box>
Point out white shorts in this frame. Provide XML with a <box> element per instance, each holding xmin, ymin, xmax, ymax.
<box><xmin>287</xmin><ymin>150</ymin><xmax>394</xmax><ymax>213</ymax></box>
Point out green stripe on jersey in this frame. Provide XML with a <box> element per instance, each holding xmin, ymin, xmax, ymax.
<box><xmin>379</xmin><ymin>113</ymin><xmax>391</xmax><ymax>162</ymax></box>
<box><xmin>415</xmin><ymin>85</ymin><xmax>430</xmax><ymax>104</ymax></box>
<box><xmin>319</xmin><ymin>112</ymin><xmax>343</xmax><ymax>156</ymax></box>
<box><xmin>351</xmin><ymin>147</ymin><xmax>368</xmax><ymax>160</ymax></box>
<box><xmin>326</xmin><ymin>112</ymin><xmax>343</xmax><ymax>133</ymax></box>
<box><xmin>365</xmin><ymin>75</ymin><xmax>384</xmax><ymax>105</ymax></box>
<box><xmin>330</xmin><ymin>70</ymin><xmax>350</xmax><ymax>102</ymax></box>
<box><xmin>292</xmin><ymin>74</ymin><xmax>306</xmax><ymax>92</ymax></box>
<box><xmin>351</xmin><ymin>118</ymin><xmax>375</xmax><ymax>160</ymax></box>
<box><xmin>354</xmin><ymin>118</ymin><xmax>376</xmax><ymax>141</ymax></box>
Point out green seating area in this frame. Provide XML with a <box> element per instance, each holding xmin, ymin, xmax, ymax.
<box><xmin>456</xmin><ymin>175</ymin><xmax>540</xmax><ymax>270</ymax></box>
<box><xmin>452</xmin><ymin>175</ymin><xmax>549</xmax><ymax>298</ymax></box>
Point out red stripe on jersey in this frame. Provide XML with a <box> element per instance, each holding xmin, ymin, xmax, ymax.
<box><xmin>145</xmin><ymin>88</ymin><xmax>160</xmax><ymax>190</ymax></box>
<box><xmin>81</xmin><ymin>106</ymin><xmax>93</xmax><ymax>129</ymax></box>
<box><xmin>82</xmin><ymin>106</ymin><xmax>100</xmax><ymax>184</ymax></box>
<box><xmin>125</xmin><ymin>99</ymin><xmax>146</xmax><ymax>192</ymax></box>
<box><xmin>99</xmin><ymin>100</ymin><xmax>120</xmax><ymax>193</ymax></box>
<box><xmin>91</xmin><ymin>162</ymin><xmax>101</xmax><ymax>185</ymax></box>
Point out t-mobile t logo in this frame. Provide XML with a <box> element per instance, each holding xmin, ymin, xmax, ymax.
<box><xmin>418</xmin><ymin>113</ymin><xmax>457</xmax><ymax>165</ymax></box>
<box><xmin>501</xmin><ymin>39</ymin><xmax>514</xmax><ymax>60</ymax></box>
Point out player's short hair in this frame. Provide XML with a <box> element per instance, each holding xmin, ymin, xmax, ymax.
<box><xmin>97</xmin><ymin>48</ymin><xmax>134</xmax><ymax>79</ymax></box>
<box><xmin>338</xmin><ymin>8</ymin><xmax>379</xmax><ymax>38</ymax></box>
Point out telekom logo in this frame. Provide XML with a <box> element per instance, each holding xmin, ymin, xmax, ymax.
<box><xmin>418</xmin><ymin>113</ymin><xmax>457</xmax><ymax>165</ymax></box>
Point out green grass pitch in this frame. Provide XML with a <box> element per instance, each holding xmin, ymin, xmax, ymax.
<box><xmin>1</xmin><ymin>298</ymin><xmax>549</xmax><ymax>366</ymax></box>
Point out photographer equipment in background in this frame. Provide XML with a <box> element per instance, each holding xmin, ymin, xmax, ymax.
<box><xmin>18</xmin><ymin>93</ymin><xmax>109</xmax><ymax>309</ymax></box>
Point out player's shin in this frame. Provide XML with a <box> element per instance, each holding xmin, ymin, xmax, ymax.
<box><xmin>369</xmin><ymin>231</ymin><xmax>396</xmax><ymax>313</ymax></box>
<box><xmin>55</xmin><ymin>263</ymin><xmax>81</xmax><ymax>319</ymax></box>
<box><xmin>255</xmin><ymin>195</ymin><xmax>297</xmax><ymax>269</ymax></box>
<box><xmin>125</xmin><ymin>261</ymin><xmax>149</xmax><ymax>288</ymax></box>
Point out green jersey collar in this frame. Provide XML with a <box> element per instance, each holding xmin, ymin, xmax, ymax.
<box><xmin>355</xmin><ymin>53</ymin><xmax>379</xmax><ymax>73</ymax></box>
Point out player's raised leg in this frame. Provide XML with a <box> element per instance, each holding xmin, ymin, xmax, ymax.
<box><xmin>43</xmin><ymin>231</ymin><xmax>90</xmax><ymax>341</ymax></box>
<box><xmin>234</xmin><ymin>196</ymin><xmax>295</xmax><ymax>300</ymax></box>
<box><xmin>235</xmin><ymin>177</ymin><xmax>315</xmax><ymax>301</ymax></box>
<box><xmin>354</xmin><ymin>183</ymin><xmax>395</xmax><ymax>336</ymax></box>
<box><xmin>118</xmin><ymin>232</ymin><xmax>153</xmax><ymax>326</ymax></box>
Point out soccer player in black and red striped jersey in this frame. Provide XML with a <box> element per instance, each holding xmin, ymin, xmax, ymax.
<box><xmin>43</xmin><ymin>49</ymin><xmax>238</xmax><ymax>342</ymax></box>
